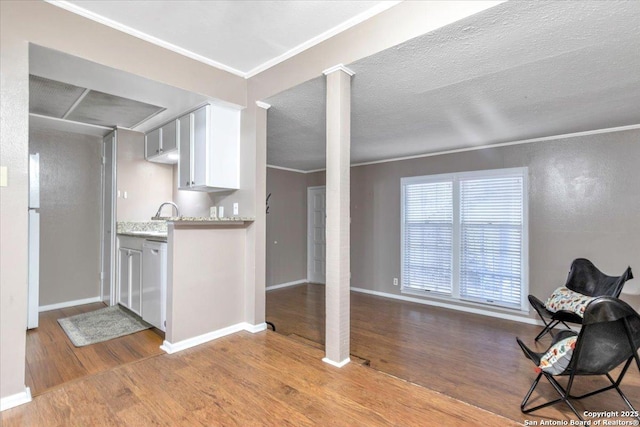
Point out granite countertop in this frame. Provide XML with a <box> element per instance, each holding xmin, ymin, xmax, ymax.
<box><xmin>116</xmin><ymin>217</ymin><xmax>255</xmax><ymax>239</ymax></box>
<box><xmin>164</xmin><ymin>216</ymin><xmax>255</xmax><ymax>224</ymax></box>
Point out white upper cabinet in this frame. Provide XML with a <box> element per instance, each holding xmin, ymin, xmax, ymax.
<box><xmin>145</xmin><ymin>120</ymin><xmax>178</xmax><ymax>164</ymax></box>
<box><xmin>178</xmin><ymin>104</ymin><xmax>240</xmax><ymax>192</ymax></box>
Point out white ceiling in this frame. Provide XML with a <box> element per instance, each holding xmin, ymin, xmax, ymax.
<box><xmin>266</xmin><ymin>1</ymin><xmax>640</xmax><ymax>171</ymax></box>
<box><xmin>51</xmin><ymin>0</ymin><xmax>396</xmax><ymax>77</ymax></box>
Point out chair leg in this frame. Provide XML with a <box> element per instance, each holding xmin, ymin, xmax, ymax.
<box><xmin>521</xmin><ymin>372</ymin><xmax>583</xmax><ymax>420</ymax></box>
<box><xmin>535</xmin><ymin>320</ymin><xmax>560</xmax><ymax>341</ymax></box>
<box><xmin>266</xmin><ymin>321</ymin><xmax>276</xmax><ymax>331</ymax></box>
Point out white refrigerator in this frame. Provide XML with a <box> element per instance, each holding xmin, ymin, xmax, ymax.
<box><xmin>28</xmin><ymin>153</ymin><xmax>40</xmax><ymax>329</ymax></box>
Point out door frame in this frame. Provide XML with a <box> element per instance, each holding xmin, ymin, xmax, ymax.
<box><xmin>100</xmin><ymin>130</ymin><xmax>117</xmax><ymax>305</ymax></box>
<box><xmin>307</xmin><ymin>185</ymin><xmax>326</xmax><ymax>284</ymax></box>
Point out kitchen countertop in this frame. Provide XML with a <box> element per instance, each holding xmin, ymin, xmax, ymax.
<box><xmin>117</xmin><ymin>231</ymin><xmax>168</xmax><ymax>242</ymax></box>
<box><xmin>164</xmin><ymin>216</ymin><xmax>255</xmax><ymax>225</ymax></box>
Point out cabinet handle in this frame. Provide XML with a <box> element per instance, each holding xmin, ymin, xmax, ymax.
<box><xmin>155</xmin><ymin>149</ymin><xmax>159</xmax><ymax>153</ymax></box>
<box><xmin>186</xmin><ymin>181</ymin><xmax>189</xmax><ymax>186</ymax></box>
<box><xmin>191</xmin><ymin>181</ymin><xmax>195</xmax><ymax>185</ymax></box>
<box><xmin>159</xmin><ymin>148</ymin><xmax>164</xmax><ymax>153</ymax></box>
<box><xmin>151</xmin><ymin>249</ymin><xmax>159</xmax><ymax>255</ymax></box>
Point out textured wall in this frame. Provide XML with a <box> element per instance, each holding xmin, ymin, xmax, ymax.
<box><xmin>350</xmin><ymin>129</ymin><xmax>640</xmax><ymax>319</ymax></box>
<box><xmin>265</xmin><ymin>168</ymin><xmax>309</xmax><ymax>286</ymax></box>
<box><xmin>116</xmin><ymin>129</ymin><xmax>173</xmax><ymax>222</ymax></box>
<box><xmin>29</xmin><ymin>128</ymin><xmax>103</xmax><ymax>306</ymax></box>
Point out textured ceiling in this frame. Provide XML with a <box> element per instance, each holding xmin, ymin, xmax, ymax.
<box><xmin>57</xmin><ymin>0</ymin><xmax>390</xmax><ymax>76</ymax></box>
<box><xmin>266</xmin><ymin>1</ymin><xmax>640</xmax><ymax>171</ymax></box>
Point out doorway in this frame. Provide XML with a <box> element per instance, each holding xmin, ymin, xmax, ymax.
<box><xmin>307</xmin><ymin>186</ymin><xmax>326</xmax><ymax>284</ymax></box>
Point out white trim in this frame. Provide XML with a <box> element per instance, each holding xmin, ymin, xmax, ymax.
<box><xmin>351</xmin><ymin>123</ymin><xmax>640</xmax><ymax>168</ymax></box>
<box><xmin>0</xmin><ymin>387</ymin><xmax>32</xmax><ymax>412</ymax></box>
<box><xmin>267</xmin><ymin>164</ymin><xmax>311</xmax><ymax>174</ymax></box>
<box><xmin>160</xmin><ymin>322</ymin><xmax>265</xmax><ymax>354</ymax></box>
<box><xmin>322</xmin><ymin>357</ymin><xmax>351</xmax><ymax>368</ymax></box>
<box><xmin>244</xmin><ymin>322</ymin><xmax>268</xmax><ymax>333</ymax></box>
<box><xmin>39</xmin><ymin>296</ymin><xmax>102</xmax><ymax>313</ymax></box>
<box><xmin>322</xmin><ymin>64</ymin><xmax>355</xmax><ymax>77</ymax></box>
<box><xmin>266</xmin><ymin>279</ymin><xmax>307</xmax><ymax>291</ymax></box>
<box><xmin>245</xmin><ymin>1</ymin><xmax>401</xmax><ymax>78</ymax></box>
<box><xmin>45</xmin><ymin>1</ymin><xmax>245</xmax><ymax>77</ymax></box>
<box><xmin>256</xmin><ymin>101</ymin><xmax>271</xmax><ymax>110</ymax></box>
<box><xmin>286</xmin><ymin>123</ymin><xmax>640</xmax><ymax>173</ymax></box>
<box><xmin>47</xmin><ymin>0</ymin><xmax>400</xmax><ymax>79</ymax></box>
<box><xmin>350</xmin><ymin>287</ymin><xmax>544</xmax><ymax>326</ymax></box>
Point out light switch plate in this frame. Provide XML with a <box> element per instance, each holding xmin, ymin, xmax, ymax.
<box><xmin>233</xmin><ymin>202</ymin><xmax>239</xmax><ymax>215</ymax></box>
<box><xmin>0</xmin><ymin>166</ymin><xmax>7</xmax><ymax>187</ymax></box>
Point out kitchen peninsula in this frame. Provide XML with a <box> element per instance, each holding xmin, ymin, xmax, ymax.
<box><xmin>117</xmin><ymin>217</ymin><xmax>258</xmax><ymax>354</ymax></box>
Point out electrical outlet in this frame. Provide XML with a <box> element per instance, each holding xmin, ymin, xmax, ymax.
<box><xmin>233</xmin><ymin>202</ymin><xmax>239</xmax><ymax>215</ymax></box>
<box><xmin>393</xmin><ymin>278</ymin><xmax>399</xmax><ymax>286</ymax></box>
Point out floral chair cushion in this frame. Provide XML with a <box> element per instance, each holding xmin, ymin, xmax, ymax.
<box><xmin>538</xmin><ymin>335</ymin><xmax>578</xmax><ymax>375</ymax></box>
<box><xmin>544</xmin><ymin>286</ymin><xmax>595</xmax><ymax>318</ymax></box>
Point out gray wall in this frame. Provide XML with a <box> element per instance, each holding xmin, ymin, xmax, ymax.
<box><xmin>351</xmin><ymin>129</ymin><xmax>640</xmax><ymax>318</ymax></box>
<box><xmin>265</xmin><ymin>168</ymin><xmax>309</xmax><ymax>286</ymax></box>
<box><xmin>271</xmin><ymin>129</ymin><xmax>640</xmax><ymax>319</ymax></box>
<box><xmin>29</xmin><ymin>128</ymin><xmax>103</xmax><ymax>306</ymax></box>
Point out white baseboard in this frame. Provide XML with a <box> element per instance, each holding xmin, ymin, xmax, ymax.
<box><xmin>322</xmin><ymin>357</ymin><xmax>351</xmax><ymax>368</ymax></box>
<box><xmin>266</xmin><ymin>279</ymin><xmax>307</xmax><ymax>291</ymax></box>
<box><xmin>350</xmin><ymin>287</ymin><xmax>544</xmax><ymax>326</ymax></box>
<box><xmin>0</xmin><ymin>387</ymin><xmax>32</xmax><ymax>412</ymax></box>
<box><xmin>244</xmin><ymin>322</ymin><xmax>267</xmax><ymax>333</ymax></box>
<box><xmin>161</xmin><ymin>322</ymin><xmax>267</xmax><ymax>354</ymax></box>
<box><xmin>39</xmin><ymin>296</ymin><xmax>102</xmax><ymax>312</ymax></box>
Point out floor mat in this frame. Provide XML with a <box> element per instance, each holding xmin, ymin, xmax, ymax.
<box><xmin>58</xmin><ymin>305</ymin><xmax>152</xmax><ymax>347</ymax></box>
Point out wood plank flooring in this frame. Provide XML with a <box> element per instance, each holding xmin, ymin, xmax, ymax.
<box><xmin>2</xmin><ymin>331</ymin><xmax>517</xmax><ymax>426</ymax></box>
<box><xmin>26</xmin><ymin>302</ymin><xmax>164</xmax><ymax>396</ymax></box>
<box><xmin>266</xmin><ymin>283</ymin><xmax>640</xmax><ymax>424</ymax></box>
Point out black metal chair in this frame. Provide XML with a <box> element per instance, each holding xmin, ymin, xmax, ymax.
<box><xmin>529</xmin><ymin>258</ymin><xmax>633</xmax><ymax>341</ymax></box>
<box><xmin>517</xmin><ymin>296</ymin><xmax>640</xmax><ymax>421</ymax></box>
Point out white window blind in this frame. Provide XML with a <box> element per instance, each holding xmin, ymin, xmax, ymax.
<box><xmin>402</xmin><ymin>181</ymin><xmax>453</xmax><ymax>294</ymax></box>
<box><xmin>401</xmin><ymin>168</ymin><xmax>527</xmax><ymax>310</ymax></box>
<box><xmin>459</xmin><ymin>176</ymin><xmax>524</xmax><ymax>308</ymax></box>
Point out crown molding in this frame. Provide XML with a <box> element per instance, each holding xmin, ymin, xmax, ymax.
<box><xmin>323</xmin><ymin>64</ymin><xmax>355</xmax><ymax>77</ymax></box>
<box><xmin>256</xmin><ymin>101</ymin><xmax>271</xmax><ymax>110</ymax></box>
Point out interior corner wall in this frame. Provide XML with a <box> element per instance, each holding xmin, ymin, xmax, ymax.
<box><xmin>266</xmin><ymin>168</ymin><xmax>309</xmax><ymax>287</ymax></box>
<box><xmin>350</xmin><ymin>129</ymin><xmax>640</xmax><ymax>319</ymax></box>
<box><xmin>116</xmin><ymin>129</ymin><xmax>173</xmax><ymax>222</ymax></box>
<box><xmin>29</xmin><ymin>128</ymin><xmax>103</xmax><ymax>306</ymax></box>
<box><xmin>0</xmin><ymin>0</ymin><xmax>247</xmax><ymax>402</ymax></box>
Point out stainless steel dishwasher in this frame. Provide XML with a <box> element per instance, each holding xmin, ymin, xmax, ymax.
<box><xmin>142</xmin><ymin>240</ymin><xmax>167</xmax><ymax>331</ymax></box>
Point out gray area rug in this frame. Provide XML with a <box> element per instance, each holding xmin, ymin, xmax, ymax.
<box><xmin>58</xmin><ymin>305</ymin><xmax>152</xmax><ymax>347</ymax></box>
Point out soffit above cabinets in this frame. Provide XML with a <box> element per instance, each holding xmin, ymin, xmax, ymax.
<box><xmin>29</xmin><ymin>74</ymin><xmax>165</xmax><ymax>129</ymax></box>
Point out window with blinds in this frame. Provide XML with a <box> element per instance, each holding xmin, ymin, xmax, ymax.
<box><xmin>401</xmin><ymin>168</ymin><xmax>528</xmax><ymax>310</ymax></box>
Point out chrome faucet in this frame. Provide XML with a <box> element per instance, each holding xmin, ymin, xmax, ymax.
<box><xmin>153</xmin><ymin>201</ymin><xmax>180</xmax><ymax>219</ymax></box>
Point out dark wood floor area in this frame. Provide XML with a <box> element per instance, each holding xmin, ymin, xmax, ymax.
<box><xmin>266</xmin><ymin>283</ymin><xmax>640</xmax><ymax>424</ymax></box>
<box><xmin>26</xmin><ymin>302</ymin><xmax>164</xmax><ymax>396</ymax></box>
<box><xmin>3</xmin><ymin>331</ymin><xmax>517</xmax><ymax>426</ymax></box>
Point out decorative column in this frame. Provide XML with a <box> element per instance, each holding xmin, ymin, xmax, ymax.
<box><xmin>323</xmin><ymin>64</ymin><xmax>354</xmax><ymax>367</ymax></box>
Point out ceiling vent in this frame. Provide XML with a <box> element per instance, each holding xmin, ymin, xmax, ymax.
<box><xmin>29</xmin><ymin>75</ymin><xmax>165</xmax><ymax>128</ymax></box>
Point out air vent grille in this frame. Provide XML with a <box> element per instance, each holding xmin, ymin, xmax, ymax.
<box><xmin>29</xmin><ymin>75</ymin><xmax>85</xmax><ymax>118</ymax></box>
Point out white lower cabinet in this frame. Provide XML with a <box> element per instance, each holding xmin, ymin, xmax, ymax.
<box><xmin>118</xmin><ymin>236</ymin><xmax>166</xmax><ymax>329</ymax></box>
<box><xmin>142</xmin><ymin>241</ymin><xmax>167</xmax><ymax>331</ymax></box>
<box><xmin>118</xmin><ymin>240</ymin><xmax>142</xmax><ymax>316</ymax></box>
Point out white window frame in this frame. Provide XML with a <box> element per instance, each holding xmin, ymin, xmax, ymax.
<box><xmin>401</xmin><ymin>167</ymin><xmax>529</xmax><ymax>311</ymax></box>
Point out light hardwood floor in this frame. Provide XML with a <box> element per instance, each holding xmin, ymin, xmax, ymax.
<box><xmin>266</xmin><ymin>283</ymin><xmax>640</xmax><ymax>424</ymax></box>
<box><xmin>26</xmin><ymin>302</ymin><xmax>164</xmax><ymax>396</ymax></box>
<box><xmin>2</xmin><ymin>331</ymin><xmax>517</xmax><ymax>426</ymax></box>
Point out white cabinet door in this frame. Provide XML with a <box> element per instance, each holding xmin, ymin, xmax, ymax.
<box><xmin>192</xmin><ymin>106</ymin><xmax>208</xmax><ymax>187</ymax></box>
<box><xmin>142</xmin><ymin>242</ymin><xmax>167</xmax><ymax>331</ymax></box>
<box><xmin>178</xmin><ymin>113</ymin><xmax>192</xmax><ymax>190</ymax></box>
<box><xmin>145</xmin><ymin>128</ymin><xmax>161</xmax><ymax>159</ymax></box>
<box><xmin>118</xmin><ymin>248</ymin><xmax>130</xmax><ymax>308</ymax></box>
<box><xmin>161</xmin><ymin>120</ymin><xmax>177</xmax><ymax>153</ymax></box>
<box><xmin>129</xmin><ymin>249</ymin><xmax>142</xmax><ymax>316</ymax></box>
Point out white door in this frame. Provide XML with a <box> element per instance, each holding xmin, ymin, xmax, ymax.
<box><xmin>307</xmin><ymin>186</ymin><xmax>326</xmax><ymax>284</ymax></box>
<box><xmin>101</xmin><ymin>131</ymin><xmax>116</xmax><ymax>305</ymax></box>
